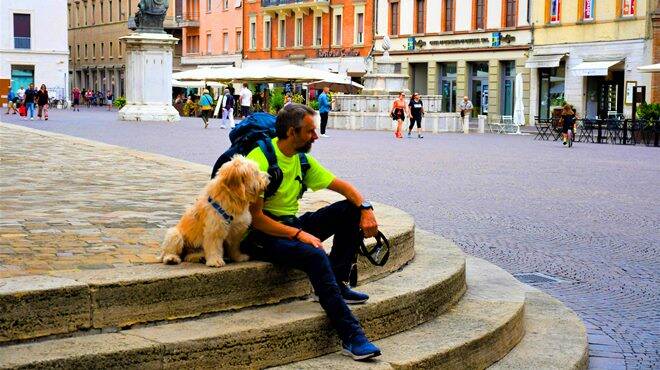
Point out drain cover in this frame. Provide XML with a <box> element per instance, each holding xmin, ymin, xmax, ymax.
<box><xmin>513</xmin><ymin>272</ymin><xmax>562</xmax><ymax>284</ymax></box>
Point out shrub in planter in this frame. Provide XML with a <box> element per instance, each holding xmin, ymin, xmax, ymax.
<box><xmin>270</xmin><ymin>88</ymin><xmax>284</xmax><ymax>112</ymax></box>
<box><xmin>308</xmin><ymin>99</ymin><xmax>320</xmax><ymax>111</ymax></box>
<box><xmin>112</xmin><ymin>96</ymin><xmax>127</xmax><ymax>109</ymax></box>
<box><xmin>637</xmin><ymin>103</ymin><xmax>660</xmax><ymax>126</ymax></box>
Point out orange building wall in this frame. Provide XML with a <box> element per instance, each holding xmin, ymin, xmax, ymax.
<box><xmin>244</xmin><ymin>0</ymin><xmax>374</xmax><ymax>62</ymax></box>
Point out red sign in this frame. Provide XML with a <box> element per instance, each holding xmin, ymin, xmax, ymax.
<box><xmin>317</xmin><ymin>49</ymin><xmax>360</xmax><ymax>58</ymax></box>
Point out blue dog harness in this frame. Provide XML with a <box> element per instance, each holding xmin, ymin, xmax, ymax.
<box><xmin>207</xmin><ymin>197</ymin><xmax>233</xmax><ymax>224</ymax></box>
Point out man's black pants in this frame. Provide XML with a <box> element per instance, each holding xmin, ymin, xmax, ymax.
<box><xmin>320</xmin><ymin>112</ymin><xmax>329</xmax><ymax>134</ymax></box>
<box><xmin>241</xmin><ymin>200</ymin><xmax>364</xmax><ymax>343</ymax></box>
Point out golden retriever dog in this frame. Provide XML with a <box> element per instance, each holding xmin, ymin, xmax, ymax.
<box><xmin>159</xmin><ymin>155</ymin><xmax>269</xmax><ymax>267</ymax></box>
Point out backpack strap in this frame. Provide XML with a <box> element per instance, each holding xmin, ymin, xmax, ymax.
<box><xmin>297</xmin><ymin>153</ymin><xmax>310</xmax><ymax>199</ymax></box>
<box><xmin>257</xmin><ymin>139</ymin><xmax>282</xmax><ymax>199</ymax></box>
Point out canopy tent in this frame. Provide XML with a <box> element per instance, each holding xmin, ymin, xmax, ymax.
<box><xmin>638</xmin><ymin>63</ymin><xmax>660</xmax><ymax>73</ymax></box>
<box><xmin>172</xmin><ymin>79</ymin><xmax>225</xmax><ymax>88</ymax></box>
<box><xmin>172</xmin><ymin>64</ymin><xmax>360</xmax><ymax>88</ymax></box>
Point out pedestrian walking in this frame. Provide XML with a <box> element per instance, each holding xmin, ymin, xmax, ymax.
<box><xmin>318</xmin><ymin>87</ymin><xmax>331</xmax><ymax>137</ymax></box>
<box><xmin>17</xmin><ymin>86</ymin><xmax>25</xmax><ymax>106</ymax></box>
<box><xmin>239</xmin><ymin>83</ymin><xmax>252</xmax><ymax>118</ymax></box>
<box><xmin>36</xmin><ymin>84</ymin><xmax>49</xmax><ymax>120</ymax></box>
<box><xmin>199</xmin><ymin>89</ymin><xmax>214</xmax><ymax>129</ymax></box>
<box><xmin>560</xmin><ymin>104</ymin><xmax>578</xmax><ymax>146</ymax></box>
<box><xmin>24</xmin><ymin>83</ymin><xmax>38</xmax><ymax>120</ymax></box>
<box><xmin>173</xmin><ymin>93</ymin><xmax>184</xmax><ymax>115</ymax></box>
<box><xmin>71</xmin><ymin>87</ymin><xmax>81</xmax><ymax>111</ymax></box>
<box><xmin>458</xmin><ymin>96</ymin><xmax>473</xmax><ymax>134</ymax></box>
<box><xmin>106</xmin><ymin>90</ymin><xmax>114</xmax><ymax>111</ymax></box>
<box><xmin>407</xmin><ymin>93</ymin><xmax>424</xmax><ymax>139</ymax></box>
<box><xmin>390</xmin><ymin>92</ymin><xmax>407</xmax><ymax>138</ymax></box>
<box><xmin>220</xmin><ymin>88</ymin><xmax>235</xmax><ymax>129</ymax></box>
<box><xmin>85</xmin><ymin>90</ymin><xmax>93</xmax><ymax>108</ymax></box>
<box><xmin>5</xmin><ymin>86</ymin><xmax>18</xmax><ymax>115</ymax></box>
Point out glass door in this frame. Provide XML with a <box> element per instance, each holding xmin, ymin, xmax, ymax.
<box><xmin>438</xmin><ymin>63</ymin><xmax>457</xmax><ymax>112</ymax></box>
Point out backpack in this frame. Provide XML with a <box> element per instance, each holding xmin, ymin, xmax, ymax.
<box><xmin>211</xmin><ymin>112</ymin><xmax>310</xmax><ymax>199</ymax></box>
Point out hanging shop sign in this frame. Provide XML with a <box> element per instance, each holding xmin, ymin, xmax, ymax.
<box><xmin>407</xmin><ymin>37</ymin><xmax>416</xmax><ymax>51</ymax></box>
<box><xmin>317</xmin><ymin>49</ymin><xmax>361</xmax><ymax>58</ymax></box>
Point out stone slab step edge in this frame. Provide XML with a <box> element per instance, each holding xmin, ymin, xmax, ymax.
<box><xmin>488</xmin><ymin>289</ymin><xmax>589</xmax><ymax>370</ymax></box>
<box><xmin>0</xmin><ymin>202</ymin><xmax>414</xmax><ymax>344</ymax></box>
<box><xmin>272</xmin><ymin>256</ymin><xmax>527</xmax><ymax>370</ymax></box>
<box><xmin>0</xmin><ymin>230</ymin><xmax>466</xmax><ymax>369</ymax></box>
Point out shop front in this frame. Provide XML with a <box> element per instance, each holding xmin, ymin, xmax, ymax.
<box><xmin>527</xmin><ymin>39</ymin><xmax>652</xmax><ymax>121</ymax></box>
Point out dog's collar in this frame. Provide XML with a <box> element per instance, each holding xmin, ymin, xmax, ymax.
<box><xmin>208</xmin><ymin>197</ymin><xmax>234</xmax><ymax>224</ymax></box>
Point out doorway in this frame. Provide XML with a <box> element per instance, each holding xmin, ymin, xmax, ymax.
<box><xmin>10</xmin><ymin>65</ymin><xmax>34</xmax><ymax>95</ymax></box>
<box><xmin>500</xmin><ymin>61</ymin><xmax>516</xmax><ymax>117</ymax></box>
<box><xmin>410</xmin><ymin>63</ymin><xmax>428</xmax><ymax>95</ymax></box>
<box><xmin>469</xmin><ymin>62</ymin><xmax>489</xmax><ymax>116</ymax></box>
<box><xmin>438</xmin><ymin>62</ymin><xmax>457</xmax><ymax>112</ymax></box>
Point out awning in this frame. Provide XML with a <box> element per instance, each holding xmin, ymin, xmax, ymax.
<box><xmin>572</xmin><ymin>60</ymin><xmax>622</xmax><ymax>76</ymax></box>
<box><xmin>638</xmin><ymin>63</ymin><xmax>660</xmax><ymax>73</ymax></box>
<box><xmin>525</xmin><ymin>54</ymin><xmax>566</xmax><ymax>69</ymax></box>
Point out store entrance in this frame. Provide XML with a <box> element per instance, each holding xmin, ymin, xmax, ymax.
<box><xmin>469</xmin><ymin>62</ymin><xmax>489</xmax><ymax>117</ymax></box>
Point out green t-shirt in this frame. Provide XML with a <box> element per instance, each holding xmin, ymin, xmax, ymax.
<box><xmin>246</xmin><ymin>138</ymin><xmax>335</xmax><ymax>217</ymax></box>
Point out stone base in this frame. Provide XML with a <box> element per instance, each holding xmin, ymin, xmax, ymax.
<box><xmin>118</xmin><ymin>104</ymin><xmax>180</xmax><ymax>122</ymax></box>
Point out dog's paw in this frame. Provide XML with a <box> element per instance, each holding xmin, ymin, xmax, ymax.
<box><xmin>232</xmin><ymin>253</ymin><xmax>250</xmax><ymax>262</ymax></box>
<box><xmin>162</xmin><ymin>254</ymin><xmax>182</xmax><ymax>265</ymax></box>
<box><xmin>205</xmin><ymin>255</ymin><xmax>226</xmax><ymax>267</ymax></box>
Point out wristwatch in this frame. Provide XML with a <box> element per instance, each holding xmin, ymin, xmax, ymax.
<box><xmin>359</xmin><ymin>201</ymin><xmax>374</xmax><ymax>211</ymax></box>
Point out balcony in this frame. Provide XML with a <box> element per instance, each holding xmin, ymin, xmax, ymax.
<box><xmin>176</xmin><ymin>12</ymin><xmax>200</xmax><ymax>27</ymax></box>
<box><xmin>261</xmin><ymin>0</ymin><xmax>329</xmax><ymax>16</ymax></box>
<box><xmin>14</xmin><ymin>37</ymin><xmax>31</xmax><ymax>49</ymax></box>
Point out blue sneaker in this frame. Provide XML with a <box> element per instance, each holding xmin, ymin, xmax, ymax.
<box><xmin>312</xmin><ymin>283</ymin><xmax>369</xmax><ymax>304</ymax></box>
<box><xmin>342</xmin><ymin>335</ymin><xmax>381</xmax><ymax>360</ymax></box>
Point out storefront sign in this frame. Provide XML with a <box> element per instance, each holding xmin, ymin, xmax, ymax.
<box><xmin>429</xmin><ymin>38</ymin><xmax>489</xmax><ymax>46</ymax></box>
<box><xmin>492</xmin><ymin>32</ymin><xmax>501</xmax><ymax>47</ymax></box>
<box><xmin>317</xmin><ymin>49</ymin><xmax>360</xmax><ymax>58</ymax></box>
<box><xmin>407</xmin><ymin>37</ymin><xmax>416</xmax><ymax>51</ymax></box>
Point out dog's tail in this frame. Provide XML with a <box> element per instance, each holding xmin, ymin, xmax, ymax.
<box><xmin>159</xmin><ymin>227</ymin><xmax>184</xmax><ymax>265</ymax></box>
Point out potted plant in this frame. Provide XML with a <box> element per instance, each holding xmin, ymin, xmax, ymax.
<box><xmin>637</xmin><ymin>102</ymin><xmax>660</xmax><ymax>145</ymax></box>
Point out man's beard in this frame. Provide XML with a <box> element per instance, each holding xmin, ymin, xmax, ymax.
<box><xmin>295</xmin><ymin>140</ymin><xmax>313</xmax><ymax>153</ymax></box>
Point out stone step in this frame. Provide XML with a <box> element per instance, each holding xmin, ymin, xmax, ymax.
<box><xmin>488</xmin><ymin>289</ymin><xmax>589</xmax><ymax>370</ymax></box>
<box><xmin>0</xmin><ymin>230</ymin><xmax>466</xmax><ymax>369</ymax></box>
<box><xmin>0</xmin><ymin>202</ymin><xmax>415</xmax><ymax>344</ymax></box>
<box><xmin>273</xmin><ymin>256</ymin><xmax>528</xmax><ymax>369</ymax></box>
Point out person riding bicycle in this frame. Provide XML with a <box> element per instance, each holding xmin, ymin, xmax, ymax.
<box><xmin>560</xmin><ymin>104</ymin><xmax>577</xmax><ymax>146</ymax></box>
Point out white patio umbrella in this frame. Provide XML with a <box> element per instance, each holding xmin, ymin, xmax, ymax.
<box><xmin>511</xmin><ymin>72</ymin><xmax>525</xmax><ymax>135</ymax></box>
<box><xmin>637</xmin><ymin>63</ymin><xmax>660</xmax><ymax>73</ymax></box>
<box><xmin>172</xmin><ymin>67</ymin><xmax>243</xmax><ymax>83</ymax></box>
<box><xmin>172</xmin><ymin>79</ymin><xmax>224</xmax><ymax>89</ymax></box>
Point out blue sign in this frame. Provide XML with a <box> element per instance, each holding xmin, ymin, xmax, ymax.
<box><xmin>491</xmin><ymin>32</ymin><xmax>501</xmax><ymax>47</ymax></box>
<box><xmin>407</xmin><ymin>37</ymin><xmax>416</xmax><ymax>51</ymax></box>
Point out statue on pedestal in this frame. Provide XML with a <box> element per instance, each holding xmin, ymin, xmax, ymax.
<box><xmin>133</xmin><ymin>0</ymin><xmax>169</xmax><ymax>33</ymax></box>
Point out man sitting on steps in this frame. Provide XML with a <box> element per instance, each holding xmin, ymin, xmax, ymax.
<box><xmin>242</xmin><ymin>104</ymin><xmax>382</xmax><ymax>360</ymax></box>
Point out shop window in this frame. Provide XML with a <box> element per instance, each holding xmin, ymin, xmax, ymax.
<box><xmin>621</xmin><ymin>0</ymin><xmax>635</xmax><ymax>16</ymax></box>
<box><xmin>443</xmin><ymin>0</ymin><xmax>454</xmax><ymax>31</ymax></box>
<box><xmin>504</xmin><ymin>0</ymin><xmax>517</xmax><ymax>27</ymax></box>
<box><xmin>473</xmin><ymin>0</ymin><xmax>485</xmax><ymax>30</ymax></box>
<box><xmin>549</xmin><ymin>0</ymin><xmax>561</xmax><ymax>24</ymax></box>
<box><xmin>500</xmin><ymin>61</ymin><xmax>516</xmax><ymax>117</ymax></box>
<box><xmin>439</xmin><ymin>63</ymin><xmax>457</xmax><ymax>112</ymax></box>
<box><xmin>415</xmin><ymin>0</ymin><xmax>425</xmax><ymax>34</ymax></box>
<box><xmin>390</xmin><ymin>2</ymin><xmax>399</xmax><ymax>36</ymax></box>
<box><xmin>469</xmin><ymin>62</ymin><xmax>489</xmax><ymax>116</ymax></box>
<box><xmin>538</xmin><ymin>63</ymin><xmax>566</xmax><ymax>119</ymax></box>
<box><xmin>581</xmin><ymin>0</ymin><xmax>594</xmax><ymax>21</ymax></box>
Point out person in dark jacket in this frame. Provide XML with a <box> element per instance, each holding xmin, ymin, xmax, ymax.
<box><xmin>220</xmin><ymin>88</ymin><xmax>235</xmax><ymax>129</ymax></box>
<box><xmin>24</xmin><ymin>83</ymin><xmax>38</xmax><ymax>120</ymax></box>
<box><xmin>36</xmin><ymin>84</ymin><xmax>49</xmax><ymax>120</ymax></box>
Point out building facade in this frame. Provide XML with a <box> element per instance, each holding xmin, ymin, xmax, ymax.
<box><xmin>67</xmin><ymin>0</ymin><xmax>183</xmax><ymax>98</ymax></box>
<box><xmin>651</xmin><ymin>2</ymin><xmax>659</xmax><ymax>103</ymax></box>
<box><xmin>242</xmin><ymin>0</ymin><xmax>374</xmax><ymax>77</ymax></box>
<box><xmin>0</xmin><ymin>0</ymin><xmax>69</xmax><ymax>100</ymax></box>
<box><xmin>180</xmin><ymin>0</ymin><xmax>244</xmax><ymax>68</ymax></box>
<box><xmin>527</xmin><ymin>0</ymin><xmax>653</xmax><ymax>120</ymax></box>
<box><xmin>374</xmin><ymin>0</ymin><xmax>532</xmax><ymax>120</ymax></box>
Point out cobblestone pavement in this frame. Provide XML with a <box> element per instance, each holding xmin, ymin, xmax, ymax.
<box><xmin>1</xmin><ymin>108</ymin><xmax>659</xmax><ymax>369</ymax></box>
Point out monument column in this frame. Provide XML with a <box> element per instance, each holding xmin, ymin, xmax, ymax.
<box><xmin>118</xmin><ymin>0</ymin><xmax>180</xmax><ymax>122</ymax></box>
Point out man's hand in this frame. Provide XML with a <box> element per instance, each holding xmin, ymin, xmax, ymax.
<box><xmin>360</xmin><ymin>209</ymin><xmax>378</xmax><ymax>238</ymax></box>
<box><xmin>297</xmin><ymin>231</ymin><xmax>324</xmax><ymax>250</ymax></box>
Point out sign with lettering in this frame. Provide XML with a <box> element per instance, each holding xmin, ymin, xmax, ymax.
<box><xmin>429</xmin><ymin>38</ymin><xmax>490</xmax><ymax>46</ymax></box>
<box><xmin>492</xmin><ymin>32</ymin><xmax>501</xmax><ymax>47</ymax></box>
<box><xmin>317</xmin><ymin>49</ymin><xmax>361</xmax><ymax>58</ymax></box>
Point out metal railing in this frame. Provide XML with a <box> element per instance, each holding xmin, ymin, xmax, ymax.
<box><xmin>14</xmin><ymin>37</ymin><xmax>31</xmax><ymax>49</ymax></box>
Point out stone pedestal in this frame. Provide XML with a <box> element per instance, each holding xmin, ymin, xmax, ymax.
<box><xmin>118</xmin><ymin>32</ymin><xmax>179</xmax><ymax>122</ymax></box>
<box><xmin>361</xmin><ymin>53</ymin><xmax>410</xmax><ymax>96</ymax></box>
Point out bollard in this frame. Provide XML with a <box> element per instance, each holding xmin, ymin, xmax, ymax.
<box><xmin>478</xmin><ymin>115</ymin><xmax>486</xmax><ymax>134</ymax></box>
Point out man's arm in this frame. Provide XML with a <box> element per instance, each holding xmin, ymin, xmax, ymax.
<box><xmin>249</xmin><ymin>198</ymin><xmax>323</xmax><ymax>248</ymax></box>
<box><xmin>327</xmin><ymin>178</ymin><xmax>378</xmax><ymax>238</ymax></box>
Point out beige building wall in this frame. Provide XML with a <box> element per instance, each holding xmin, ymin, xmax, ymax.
<box><xmin>68</xmin><ymin>0</ymin><xmax>182</xmax><ymax>98</ymax></box>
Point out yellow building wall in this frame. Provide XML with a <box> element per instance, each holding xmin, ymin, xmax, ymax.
<box><xmin>532</xmin><ymin>0</ymin><xmax>650</xmax><ymax>45</ymax></box>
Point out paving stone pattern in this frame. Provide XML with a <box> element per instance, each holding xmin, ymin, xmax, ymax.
<box><xmin>1</xmin><ymin>109</ymin><xmax>659</xmax><ymax>369</ymax></box>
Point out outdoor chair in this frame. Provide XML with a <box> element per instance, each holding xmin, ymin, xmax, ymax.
<box><xmin>533</xmin><ymin>117</ymin><xmax>551</xmax><ymax>140</ymax></box>
<box><xmin>605</xmin><ymin>119</ymin><xmax>622</xmax><ymax>144</ymax></box>
<box><xmin>550</xmin><ymin>117</ymin><xmax>563</xmax><ymax>141</ymax></box>
<box><xmin>488</xmin><ymin>117</ymin><xmax>506</xmax><ymax>134</ymax></box>
<box><xmin>501</xmin><ymin>115</ymin><xmax>517</xmax><ymax>134</ymax></box>
<box><xmin>577</xmin><ymin>119</ymin><xmax>595</xmax><ymax>143</ymax></box>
